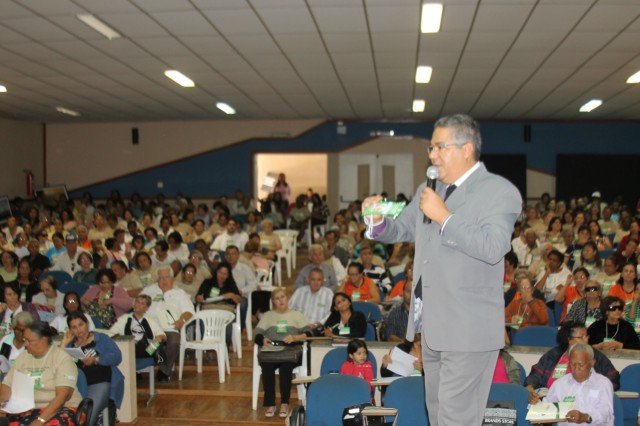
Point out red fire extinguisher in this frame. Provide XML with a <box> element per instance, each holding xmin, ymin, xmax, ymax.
<box><xmin>25</xmin><ymin>170</ymin><xmax>34</xmax><ymax>197</ymax></box>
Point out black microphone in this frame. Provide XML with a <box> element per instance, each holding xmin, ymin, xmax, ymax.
<box><xmin>423</xmin><ymin>166</ymin><xmax>439</xmax><ymax>224</ymax></box>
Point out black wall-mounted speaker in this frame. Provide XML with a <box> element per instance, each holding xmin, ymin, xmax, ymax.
<box><xmin>132</xmin><ymin>127</ymin><xmax>139</xmax><ymax>145</ymax></box>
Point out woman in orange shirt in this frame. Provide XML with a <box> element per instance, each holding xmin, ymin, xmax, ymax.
<box><xmin>608</xmin><ymin>262</ymin><xmax>637</xmax><ymax>305</ymax></box>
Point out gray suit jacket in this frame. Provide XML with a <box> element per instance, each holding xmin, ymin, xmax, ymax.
<box><xmin>374</xmin><ymin>163</ymin><xmax>521</xmax><ymax>352</ymax></box>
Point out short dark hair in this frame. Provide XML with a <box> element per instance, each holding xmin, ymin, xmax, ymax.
<box><xmin>348</xmin><ymin>262</ymin><xmax>364</xmax><ymax>274</ymax></box>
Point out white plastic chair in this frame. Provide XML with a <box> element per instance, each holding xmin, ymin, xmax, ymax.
<box><xmin>232</xmin><ymin>303</ymin><xmax>242</xmax><ymax>358</ymax></box>
<box><xmin>245</xmin><ymin>266</ymin><xmax>276</xmax><ymax>341</ymax></box>
<box><xmin>276</xmin><ymin>235</ymin><xmax>293</xmax><ymax>278</ymax></box>
<box><xmin>178</xmin><ymin>309</ymin><xmax>234</xmax><ymax>383</ymax></box>
<box><xmin>251</xmin><ymin>342</ymin><xmax>308</xmax><ymax>410</ymax></box>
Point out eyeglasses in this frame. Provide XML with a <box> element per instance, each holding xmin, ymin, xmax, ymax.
<box><xmin>608</xmin><ymin>305</ymin><xmax>623</xmax><ymax>312</ymax></box>
<box><xmin>427</xmin><ymin>143</ymin><xmax>461</xmax><ymax>154</ymax></box>
<box><xmin>585</xmin><ymin>287</ymin><xmax>599</xmax><ymax>292</ymax></box>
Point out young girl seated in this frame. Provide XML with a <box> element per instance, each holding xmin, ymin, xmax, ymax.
<box><xmin>340</xmin><ymin>339</ymin><xmax>374</xmax><ymax>393</ymax></box>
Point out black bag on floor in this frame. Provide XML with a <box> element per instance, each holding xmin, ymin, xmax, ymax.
<box><xmin>342</xmin><ymin>403</ymin><xmax>388</xmax><ymax>426</ymax></box>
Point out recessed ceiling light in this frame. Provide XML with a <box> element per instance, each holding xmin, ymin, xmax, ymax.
<box><xmin>216</xmin><ymin>102</ymin><xmax>236</xmax><ymax>115</ymax></box>
<box><xmin>77</xmin><ymin>14</ymin><xmax>121</xmax><ymax>40</ymax></box>
<box><xmin>416</xmin><ymin>66</ymin><xmax>433</xmax><ymax>83</ymax></box>
<box><xmin>626</xmin><ymin>70</ymin><xmax>640</xmax><ymax>84</ymax></box>
<box><xmin>0</xmin><ymin>85</ymin><xmax>6</xmax><ymax>93</ymax></box>
<box><xmin>164</xmin><ymin>70</ymin><xmax>195</xmax><ymax>88</ymax></box>
<box><xmin>56</xmin><ymin>107</ymin><xmax>81</xmax><ymax>117</ymax></box>
<box><xmin>421</xmin><ymin>3</ymin><xmax>443</xmax><ymax>33</ymax></box>
<box><xmin>413</xmin><ymin>100</ymin><xmax>426</xmax><ymax>113</ymax></box>
<box><xmin>579</xmin><ymin>99</ymin><xmax>602</xmax><ymax>113</ymax></box>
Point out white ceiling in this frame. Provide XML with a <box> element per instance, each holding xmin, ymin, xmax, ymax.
<box><xmin>0</xmin><ymin>0</ymin><xmax>639</xmax><ymax>122</ymax></box>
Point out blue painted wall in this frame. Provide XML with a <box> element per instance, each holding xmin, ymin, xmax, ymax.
<box><xmin>69</xmin><ymin>120</ymin><xmax>640</xmax><ymax>199</ymax></box>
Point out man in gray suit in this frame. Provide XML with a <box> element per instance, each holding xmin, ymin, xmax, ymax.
<box><xmin>363</xmin><ymin>114</ymin><xmax>521</xmax><ymax>425</ymax></box>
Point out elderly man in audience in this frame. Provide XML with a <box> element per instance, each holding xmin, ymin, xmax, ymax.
<box><xmin>210</xmin><ymin>218</ymin><xmax>248</xmax><ymax>253</ymax></box>
<box><xmin>288</xmin><ymin>268</ymin><xmax>333</xmax><ymax>330</ymax></box>
<box><xmin>512</xmin><ymin>228</ymin><xmax>541</xmax><ymax>268</ymax></box>
<box><xmin>386</xmin><ymin>279</ymin><xmax>412</xmax><ymax>342</ymax></box>
<box><xmin>50</xmin><ymin>234</ymin><xmax>88</xmax><ymax>276</ymax></box>
<box><xmin>337</xmin><ymin>262</ymin><xmax>381</xmax><ymax>304</ymax></box>
<box><xmin>110</xmin><ymin>294</ymin><xmax>166</xmax><ymax>360</ymax></box>
<box><xmin>322</xmin><ymin>230</ymin><xmax>349</xmax><ymax>267</ymax></box>
<box><xmin>224</xmin><ymin>245</ymin><xmax>257</xmax><ymax>328</ymax></box>
<box><xmin>535</xmin><ymin>249</ymin><xmax>572</xmax><ymax>308</ymax></box>
<box><xmin>598</xmin><ymin>206</ymin><xmax>618</xmax><ymax>236</ymax></box>
<box><xmin>294</xmin><ymin>244</ymin><xmax>338</xmax><ymax>291</ymax></box>
<box><xmin>140</xmin><ymin>267</ymin><xmax>194</xmax><ymax>382</ymax></box>
<box><xmin>529</xmin><ymin>343</ymin><xmax>614</xmax><ymax>426</ymax></box>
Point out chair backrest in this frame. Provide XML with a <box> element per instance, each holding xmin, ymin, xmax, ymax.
<box><xmin>352</xmin><ymin>301</ymin><xmax>382</xmax><ymax>323</ymax></box>
<box><xmin>613</xmin><ymin>393</ymin><xmax>624</xmax><ymax>426</ymax></box>
<box><xmin>306</xmin><ymin>374</ymin><xmax>371</xmax><ymax>426</ymax></box>
<box><xmin>320</xmin><ymin>347</ymin><xmax>377</xmax><ymax>377</ymax></box>
<box><xmin>40</xmin><ymin>270</ymin><xmax>73</xmax><ymax>286</ymax></box>
<box><xmin>620</xmin><ymin>363</ymin><xmax>640</xmax><ymax>421</ymax></box>
<box><xmin>278</xmin><ymin>235</ymin><xmax>293</xmax><ymax>255</ymax></box>
<box><xmin>274</xmin><ymin>229</ymin><xmax>299</xmax><ymax>240</ymax></box>
<box><xmin>516</xmin><ymin>361</ymin><xmax>526</xmax><ymax>384</ymax></box>
<box><xmin>59</xmin><ymin>281</ymin><xmax>90</xmax><ymax>297</ymax></box>
<box><xmin>547</xmin><ymin>306</ymin><xmax>557</xmax><ymax>327</ymax></box>
<box><xmin>384</xmin><ymin>376</ymin><xmax>429</xmax><ymax>426</ymax></box>
<box><xmin>364</xmin><ymin>323</ymin><xmax>376</xmax><ymax>341</ymax></box>
<box><xmin>77</xmin><ymin>369</ymin><xmax>89</xmax><ymax>397</ymax></box>
<box><xmin>511</xmin><ymin>326</ymin><xmax>558</xmax><ymax>347</ymax></box>
<box><xmin>186</xmin><ymin>309</ymin><xmax>235</xmax><ymax>343</ymax></box>
<box><xmin>487</xmin><ymin>382</ymin><xmax>530</xmax><ymax>426</ymax></box>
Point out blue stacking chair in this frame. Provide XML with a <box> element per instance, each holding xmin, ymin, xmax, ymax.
<box><xmin>488</xmin><ymin>383</ymin><xmax>530</xmax><ymax>426</ymax></box>
<box><xmin>352</xmin><ymin>301</ymin><xmax>382</xmax><ymax>324</ymax></box>
<box><xmin>516</xmin><ymin>361</ymin><xmax>526</xmax><ymax>384</ymax></box>
<box><xmin>320</xmin><ymin>347</ymin><xmax>377</xmax><ymax>376</ymax></box>
<box><xmin>306</xmin><ymin>374</ymin><xmax>371</xmax><ymax>426</ymax></box>
<box><xmin>59</xmin><ymin>281</ymin><xmax>90</xmax><ymax>297</ymax></box>
<box><xmin>512</xmin><ymin>326</ymin><xmax>558</xmax><ymax>348</ymax></box>
<box><xmin>40</xmin><ymin>270</ymin><xmax>73</xmax><ymax>286</ymax></box>
<box><xmin>384</xmin><ymin>376</ymin><xmax>429</xmax><ymax>426</ymax></box>
<box><xmin>613</xmin><ymin>393</ymin><xmax>624</xmax><ymax>426</ymax></box>
<box><xmin>364</xmin><ymin>323</ymin><xmax>376</xmax><ymax>341</ymax></box>
<box><xmin>620</xmin><ymin>363</ymin><xmax>640</xmax><ymax>424</ymax></box>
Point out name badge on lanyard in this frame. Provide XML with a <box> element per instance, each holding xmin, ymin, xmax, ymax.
<box><xmin>552</xmin><ymin>363</ymin><xmax>568</xmax><ymax>379</ymax></box>
<box><xmin>339</xmin><ymin>326</ymin><xmax>351</xmax><ymax>336</ymax></box>
<box><xmin>276</xmin><ymin>320</ymin><xmax>288</xmax><ymax>334</ymax></box>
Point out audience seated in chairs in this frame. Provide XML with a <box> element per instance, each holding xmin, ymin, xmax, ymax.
<box><xmin>322</xmin><ymin>292</ymin><xmax>367</xmax><ymax>339</ymax></box>
<box><xmin>110</xmin><ymin>294</ymin><xmax>166</xmax><ymax>360</ymax></box>
<box><xmin>32</xmin><ymin>274</ymin><xmax>65</xmax><ymax>316</ymax></box>
<box><xmin>294</xmin><ymin>244</ymin><xmax>338</xmax><ymax>292</ymax></box>
<box><xmin>588</xmin><ymin>295</ymin><xmax>640</xmax><ymax>350</ymax></box>
<box><xmin>337</xmin><ymin>262</ymin><xmax>381</xmax><ymax>304</ymax></box>
<box><xmin>563</xmin><ymin>280</ymin><xmax>604</xmax><ymax>328</ymax></box>
<box><xmin>385</xmin><ymin>279</ymin><xmax>412</xmax><ymax>342</ymax></box>
<box><xmin>50</xmin><ymin>291</ymin><xmax>95</xmax><ymax>333</ymax></box>
<box><xmin>287</xmin><ymin>267</ymin><xmax>333</xmax><ymax>332</ymax></box>
<box><xmin>505</xmin><ymin>277</ymin><xmax>549</xmax><ymax>332</ymax></box>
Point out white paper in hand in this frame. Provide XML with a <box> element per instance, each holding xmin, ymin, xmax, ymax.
<box><xmin>64</xmin><ymin>347</ymin><xmax>86</xmax><ymax>360</ymax></box>
<box><xmin>1</xmin><ymin>370</ymin><xmax>36</xmax><ymax>413</ymax></box>
<box><xmin>387</xmin><ymin>347</ymin><xmax>417</xmax><ymax>377</ymax></box>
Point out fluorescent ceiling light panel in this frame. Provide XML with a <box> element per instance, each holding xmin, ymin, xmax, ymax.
<box><xmin>579</xmin><ymin>99</ymin><xmax>602</xmax><ymax>113</ymax></box>
<box><xmin>77</xmin><ymin>14</ymin><xmax>121</xmax><ymax>40</ymax></box>
<box><xmin>626</xmin><ymin>70</ymin><xmax>640</xmax><ymax>84</ymax></box>
<box><xmin>0</xmin><ymin>85</ymin><xmax>6</xmax><ymax>93</ymax></box>
<box><xmin>415</xmin><ymin>66</ymin><xmax>433</xmax><ymax>83</ymax></box>
<box><xmin>216</xmin><ymin>102</ymin><xmax>236</xmax><ymax>115</ymax></box>
<box><xmin>56</xmin><ymin>106</ymin><xmax>80</xmax><ymax>117</ymax></box>
<box><xmin>164</xmin><ymin>70</ymin><xmax>195</xmax><ymax>88</ymax></box>
<box><xmin>421</xmin><ymin>3</ymin><xmax>443</xmax><ymax>33</ymax></box>
<box><xmin>413</xmin><ymin>100</ymin><xmax>426</xmax><ymax>112</ymax></box>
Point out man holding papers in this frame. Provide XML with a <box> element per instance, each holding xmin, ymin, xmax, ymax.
<box><xmin>141</xmin><ymin>266</ymin><xmax>194</xmax><ymax>382</ymax></box>
<box><xmin>528</xmin><ymin>343</ymin><xmax>613</xmax><ymax>425</ymax></box>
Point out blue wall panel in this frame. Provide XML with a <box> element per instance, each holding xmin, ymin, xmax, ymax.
<box><xmin>69</xmin><ymin>120</ymin><xmax>640</xmax><ymax>199</ymax></box>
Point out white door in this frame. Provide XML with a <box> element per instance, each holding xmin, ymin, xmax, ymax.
<box><xmin>338</xmin><ymin>153</ymin><xmax>414</xmax><ymax>208</ymax></box>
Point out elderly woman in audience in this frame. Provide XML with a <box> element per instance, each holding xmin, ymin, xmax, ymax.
<box><xmin>593</xmin><ymin>256</ymin><xmax>621</xmax><ymax>297</ymax></box>
<box><xmin>16</xmin><ymin>258</ymin><xmax>39</xmax><ymax>303</ymax></box>
<box><xmin>132</xmin><ymin>251</ymin><xmax>158</xmax><ymax>288</ymax></box>
<box><xmin>0</xmin><ymin>281</ymin><xmax>40</xmax><ymax>333</ymax></box>
<box><xmin>175</xmin><ymin>263</ymin><xmax>200</xmax><ymax>303</ymax></box>
<box><xmin>72</xmin><ymin>251</ymin><xmax>98</xmax><ymax>285</ymax></box>
<box><xmin>555</xmin><ymin>267</ymin><xmax>589</xmax><ymax>323</ymax></box>
<box><xmin>564</xmin><ymin>280</ymin><xmax>604</xmax><ymax>328</ymax></box>
<box><xmin>608</xmin><ymin>262</ymin><xmax>638</xmax><ymax>304</ymax></box>
<box><xmin>258</xmin><ymin>219</ymin><xmax>282</xmax><ymax>261</ymax></box>
<box><xmin>81</xmin><ymin>268</ymin><xmax>131</xmax><ymax>328</ymax></box>
<box><xmin>0</xmin><ymin>320</ymin><xmax>83</xmax><ymax>426</ymax></box>
<box><xmin>322</xmin><ymin>292</ymin><xmax>367</xmax><ymax>338</ymax></box>
<box><xmin>588</xmin><ymin>295</ymin><xmax>640</xmax><ymax>350</ymax></box>
<box><xmin>50</xmin><ymin>291</ymin><xmax>95</xmax><ymax>333</ymax></box>
<box><xmin>0</xmin><ymin>250</ymin><xmax>19</xmax><ymax>282</ymax></box>
<box><xmin>32</xmin><ymin>275</ymin><xmax>65</xmax><ymax>316</ymax></box>
<box><xmin>525</xmin><ymin>320</ymin><xmax>619</xmax><ymax>405</ymax></box>
<box><xmin>110</xmin><ymin>294</ymin><xmax>166</xmax><ymax>359</ymax></box>
<box><xmin>0</xmin><ymin>311</ymin><xmax>35</xmax><ymax>374</ymax></box>
<box><xmin>61</xmin><ymin>311</ymin><xmax>124</xmax><ymax>426</ymax></box>
<box><xmin>254</xmin><ymin>288</ymin><xmax>310</xmax><ymax>418</ymax></box>
<box><xmin>504</xmin><ymin>277</ymin><xmax>549</xmax><ymax>332</ymax></box>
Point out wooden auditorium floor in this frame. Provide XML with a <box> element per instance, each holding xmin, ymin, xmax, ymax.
<box><xmin>130</xmin><ymin>247</ymin><xmax>309</xmax><ymax>426</ymax></box>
